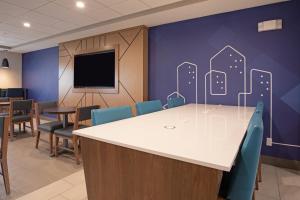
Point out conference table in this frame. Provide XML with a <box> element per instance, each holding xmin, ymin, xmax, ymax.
<box><xmin>74</xmin><ymin>104</ymin><xmax>255</xmax><ymax>200</ymax></box>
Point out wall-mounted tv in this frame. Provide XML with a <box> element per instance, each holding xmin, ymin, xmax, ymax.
<box><xmin>73</xmin><ymin>49</ymin><xmax>118</xmax><ymax>92</ymax></box>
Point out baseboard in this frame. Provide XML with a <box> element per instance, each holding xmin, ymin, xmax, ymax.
<box><xmin>261</xmin><ymin>155</ymin><xmax>300</xmax><ymax>170</ymax></box>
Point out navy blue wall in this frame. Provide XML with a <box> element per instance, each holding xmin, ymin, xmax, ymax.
<box><xmin>22</xmin><ymin>47</ymin><xmax>59</xmax><ymax>101</ymax></box>
<box><xmin>149</xmin><ymin>1</ymin><xmax>300</xmax><ymax>160</ymax></box>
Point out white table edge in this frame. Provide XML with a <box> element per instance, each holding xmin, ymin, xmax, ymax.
<box><xmin>74</xmin><ymin>130</ymin><xmax>232</xmax><ymax>171</ymax></box>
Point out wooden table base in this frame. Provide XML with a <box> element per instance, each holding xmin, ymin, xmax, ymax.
<box><xmin>81</xmin><ymin>138</ymin><xmax>222</xmax><ymax>200</ymax></box>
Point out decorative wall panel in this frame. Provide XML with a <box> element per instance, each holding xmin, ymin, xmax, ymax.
<box><xmin>59</xmin><ymin>26</ymin><xmax>148</xmax><ymax>120</ymax></box>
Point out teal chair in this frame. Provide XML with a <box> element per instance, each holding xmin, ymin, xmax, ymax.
<box><xmin>136</xmin><ymin>100</ymin><xmax>162</xmax><ymax>116</ymax></box>
<box><xmin>167</xmin><ymin>97</ymin><xmax>185</xmax><ymax>108</ymax></box>
<box><xmin>255</xmin><ymin>101</ymin><xmax>264</xmax><ymax>183</ymax></box>
<box><xmin>92</xmin><ymin>106</ymin><xmax>132</xmax><ymax>126</ymax></box>
<box><xmin>220</xmin><ymin>113</ymin><xmax>263</xmax><ymax>200</ymax></box>
<box><xmin>255</xmin><ymin>101</ymin><xmax>264</xmax><ymax>118</ymax></box>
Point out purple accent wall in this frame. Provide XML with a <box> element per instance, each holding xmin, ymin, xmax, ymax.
<box><xmin>22</xmin><ymin>47</ymin><xmax>59</xmax><ymax>102</ymax></box>
<box><xmin>149</xmin><ymin>1</ymin><xmax>300</xmax><ymax>160</ymax></box>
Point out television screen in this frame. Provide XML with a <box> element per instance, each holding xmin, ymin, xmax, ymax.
<box><xmin>74</xmin><ymin>50</ymin><xmax>115</xmax><ymax>88</ymax></box>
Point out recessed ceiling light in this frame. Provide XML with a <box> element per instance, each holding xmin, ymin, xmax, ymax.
<box><xmin>23</xmin><ymin>22</ymin><xmax>31</xmax><ymax>28</ymax></box>
<box><xmin>76</xmin><ymin>1</ymin><xmax>85</xmax><ymax>8</ymax></box>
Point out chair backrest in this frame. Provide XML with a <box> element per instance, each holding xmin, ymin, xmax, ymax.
<box><xmin>10</xmin><ymin>99</ymin><xmax>33</xmax><ymax>116</ymax></box>
<box><xmin>6</xmin><ymin>88</ymin><xmax>25</xmax><ymax>98</ymax></box>
<box><xmin>35</xmin><ymin>101</ymin><xmax>59</xmax><ymax>125</ymax></box>
<box><xmin>226</xmin><ymin>113</ymin><xmax>263</xmax><ymax>200</ymax></box>
<box><xmin>256</xmin><ymin>101</ymin><xmax>264</xmax><ymax>113</ymax></box>
<box><xmin>0</xmin><ymin>97</ymin><xmax>9</xmax><ymax>102</ymax></box>
<box><xmin>136</xmin><ymin>100</ymin><xmax>162</xmax><ymax>116</ymax></box>
<box><xmin>0</xmin><ymin>117</ymin><xmax>9</xmax><ymax>160</ymax></box>
<box><xmin>167</xmin><ymin>97</ymin><xmax>185</xmax><ymax>108</ymax></box>
<box><xmin>77</xmin><ymin>105</ymin><xmax>100</xmax><ymax>122</ymax></box>
<box><xmin>92</xmin><ymin>106</ymin><xmax>132</xmax><ymax>126</ymax></box>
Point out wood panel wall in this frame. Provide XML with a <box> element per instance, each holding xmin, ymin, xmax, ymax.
<box><xmin>59</xmin><ymin>26</ymin><xmax>148</xmax><ymax>119</ymax></box>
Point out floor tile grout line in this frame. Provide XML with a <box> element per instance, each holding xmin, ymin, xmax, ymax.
<box><xmin>275</xmin><ymin>167</ymin><xmax>282</xmax><ymax>200</ymax></box>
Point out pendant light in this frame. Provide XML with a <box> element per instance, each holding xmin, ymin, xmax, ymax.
<box><xmin>1</xmin><ymin>50</ymin><xmax>9</xmax><ymax>68</ymax></box>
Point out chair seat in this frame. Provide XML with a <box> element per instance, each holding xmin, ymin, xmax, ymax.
<box><xmin>12</xmin><ymin>115</ymin><xmax>31</xmax><ymax>123</ymax></box>
<box><xmin>0</xmin><ymin>113</ymin><xmax>8</xmax><ymax>117</ymax></box>
<box><xmin>38</xmin><ymin>121</ymin><xmax>66</xmax><ymax>133</ymax></box>
<box><xmin>54</xmin><ymin>125</ymin><xmax>89</xmax><ymax>137</ymax></box>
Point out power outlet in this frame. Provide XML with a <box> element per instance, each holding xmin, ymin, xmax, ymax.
<box><xmin>266</xmin><ymin>137</ymin><xmax>272</xmax><ymax>146</ymax></box>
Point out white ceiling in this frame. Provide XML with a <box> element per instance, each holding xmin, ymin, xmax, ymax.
<box><xmin>0</xmin><ymin>0</ymin><xmax>287</xmax><ymax>53</ymax></box>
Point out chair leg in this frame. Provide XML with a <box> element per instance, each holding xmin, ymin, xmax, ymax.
<box><xmin>255</xmin><ymin>175</ymin><xmax>259</xmax><ymax>190</ymax></box>
<box><xmin>23</xmin><ymin>122</ymin><xmax>26</xmax><ymax>132</ymax></box>
<box><xmin>72</xmin><ymin>136</ymin><xmax>80</xmax><ymax>165</ymax></box>
<box><xmin>30</xmin><ymin>119</ymin><xmax>34</xmax><ymax>137</ymax></box>
<box><xmin>1</xmin><ymin>160</ymin><xmax>11</xmax><ymax>194</ymax></box>
<box><xmin>35</xmin><ymin>131</ymin><xmax>41</xmax><ymax>149</ymax></box>
<box><xmin>54</xmin><ymin>136</ymin><xmax>59</xmax><ymax>157</ymax></box>
<box><xmin>258</xmin><ymin>158</ymin><xmax>262</xmax><ymax>182</ymax></box>
<box><xmin>49</xmin><ymin>133</ymin><xmax>53</xmax><ymax>155</ymax></box>
<box><xmin>10</xmin><ymin>123</ymin><xmax>14</xmax><ymax>141</ymax></box>
<box><xmin>18</xmin><ymin>123</ymin><xmax>21</xmax><ymax>133</ymax></box>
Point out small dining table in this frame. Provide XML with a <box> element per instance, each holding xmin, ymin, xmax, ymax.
<box><xmin>44</xmin><ymin>106</ymin><xmax>76</xmax><ymax>147</ymax></box>
<box><xmin>0</xmin><ymin>102</ymin><xmax>10</xmax><ymax>107</ymax></box>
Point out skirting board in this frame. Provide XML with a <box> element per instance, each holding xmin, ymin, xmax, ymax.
<box><xmin>262</xmin><ymin>155</ymin><xmax>300</xmax><ymax>171</ymax></box>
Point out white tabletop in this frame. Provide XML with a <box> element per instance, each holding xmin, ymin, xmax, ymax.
<box><xmin>74</xmin><ymin>104</ymin><xmax>255</xmax><ymax>171</ymax></box>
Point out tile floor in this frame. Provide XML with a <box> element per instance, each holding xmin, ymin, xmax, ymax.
<box><xmin>15</xmin><ymin>164</ymin><xmax>300</xmax><ymax>200</ymax></box>
<box><xmin>0</xmin><ymin>122</ymin><xmax>299</xmax><ymax>200</ymax></box>
<box><xmin>0</xmin><ymin>123</ymin><xmax>82</xmax><ymax>200</ymax></box>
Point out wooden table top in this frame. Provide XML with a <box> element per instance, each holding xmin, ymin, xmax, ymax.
<box><xmin>43</xmin><ymin>107</ymin><xmax>76</xmax><ymax>114</ymax></box>
<box><xmin>0</xmin><ymin>102</ymin><xmax>10</xmax><ymax>106</ymax></box>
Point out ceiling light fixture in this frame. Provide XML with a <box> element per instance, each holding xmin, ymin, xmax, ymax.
<box><xmin>23</xmin><ymin>22</ymin><xmax>31</xmax><ymax>28</ymax></box>
<box><xmin>76</xmin><ymin>1</ymin><xmax>85</xmax><ymax>8</ymax></box>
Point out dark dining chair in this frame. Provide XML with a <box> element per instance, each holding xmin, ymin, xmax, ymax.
<box><xmin>35</xmin><ymin>101</ymin><xmax>63</xmax><ymax>155</ymax></box>
<box><xmin>54</xmin><ymin>105</ymin><xmax>100</xmax><ymax>164</ymax></box>
<box><xmin>0</xmin><ymin>116</ymin><xmax>10</xmax><ymax>194</ymax></box>
<box><xmin>9</xmin><ymin>99</ymin><xmax>34</xmax><ymax>140</ymax></box>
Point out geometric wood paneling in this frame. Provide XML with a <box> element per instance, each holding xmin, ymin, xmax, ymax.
<box><xmin>59</xmin><ymin>26</ymin><xmax>148</xmax><ymax>121</ymax></box>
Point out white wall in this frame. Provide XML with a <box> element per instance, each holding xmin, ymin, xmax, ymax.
<box><xmin>0</xmin><ymin>51</ymin><xmax>22</xmax><ymax>88</ymax></box>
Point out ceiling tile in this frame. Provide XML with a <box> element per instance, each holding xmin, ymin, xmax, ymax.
<box><xmin>141</xmin><ymin>0</ymin><xmax>181</xmax><ymax>8</ymax></box>
<box><xmin>96</xmin><ymin>0</ymin><xmax>127</xmax><ymax>6</ymax></box>
<box><xmin>51</xmin><ymin>21</ymin><xmax>78</xmax><ymax>32</ymax></box>
<box><xmin>0</xmin><ymin>1</ymin><xmax>28</xmax><ymax>16</ymax></box>
<box><xmin>21</xmin><ymin>11</ymin><xmax>61</xmax><ymax>26</ymax></box>
<box><xmin>35</xmin><ymin>2</ymin><xmax>97</xmax><ymax>26</ymax></box>
<box><xmin>2</xmin><ymin>0</ymin><xmax>49</xmax><ymax>9</ymax></box>
<box><xmin>109</xmin><ymin>0</ymin><xmax>149</xmax><ymax>15</ymax></box>
<box><xmin>54</xmin><ymin>0</ymin><xmax>119</xmax><ymax>21</ymax></box>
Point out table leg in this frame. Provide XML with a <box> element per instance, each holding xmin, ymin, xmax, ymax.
<box><xmin>63</xmin><ymin>114</ymin><xmax>69</xmax><ymax>147</ymax></box>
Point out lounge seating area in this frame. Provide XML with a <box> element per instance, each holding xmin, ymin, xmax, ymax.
<box><xmin>0</xmin><ymin>1</ymin><xmax>299</xmax><ymax>200</ymax></box>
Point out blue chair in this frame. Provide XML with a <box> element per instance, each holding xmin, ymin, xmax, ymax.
<box><xmin>167</xmin><ymin>97</ymin><xmax>185</xmax><ymax>108</ymax></box>
<box><xmin>136</xmin><ymin>100</ymin><xmax>162</xmax><ymax>116</ymax></box>
<box><xmin>255</xmin><ymin>101</ymin><xmax>264</xmax><ymax>118</ymax></box>
<box><xmin>219</xmin><ymin>113</ymin><xmax>263</xmax><ymax>200</ymax></box>
<box><xmin>254</xmin><ymin>101</ymin><xmax>264</xmax><ymax>183</ymax></box>
<box><xmin>92</xmin><ymin>106</ymin><xmax>132</xmax><ymax>126</ymax></box>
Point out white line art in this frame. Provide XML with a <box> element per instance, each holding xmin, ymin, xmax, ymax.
<box><xmin>238</xmin><ymin>69</ymin><xmax>273</xmax><ymax>142</ymax></box>
<box><xmin>163</xmin><ymin>91</ymin><xmax>186</xmax><ymax>109</ymax></box>
<box><xmin>177</xmin><ymin>62</ymin><xmax>198</xmax><ymax>104</ymax></box>
<box><xmin>164</xmin><ymin>45</ymin><xmax>299</xmax><ymax>149</ymax></box>
<box><xmin>209</xmin><ymin>45</ymin><xmax>247</xmax><ymax>105</ymax></box>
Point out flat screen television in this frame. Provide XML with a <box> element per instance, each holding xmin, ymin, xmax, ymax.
<box><xmin>74</xmin><ymin>50</ymin><xmax>116</xmax><ymax>89</ymax></box>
